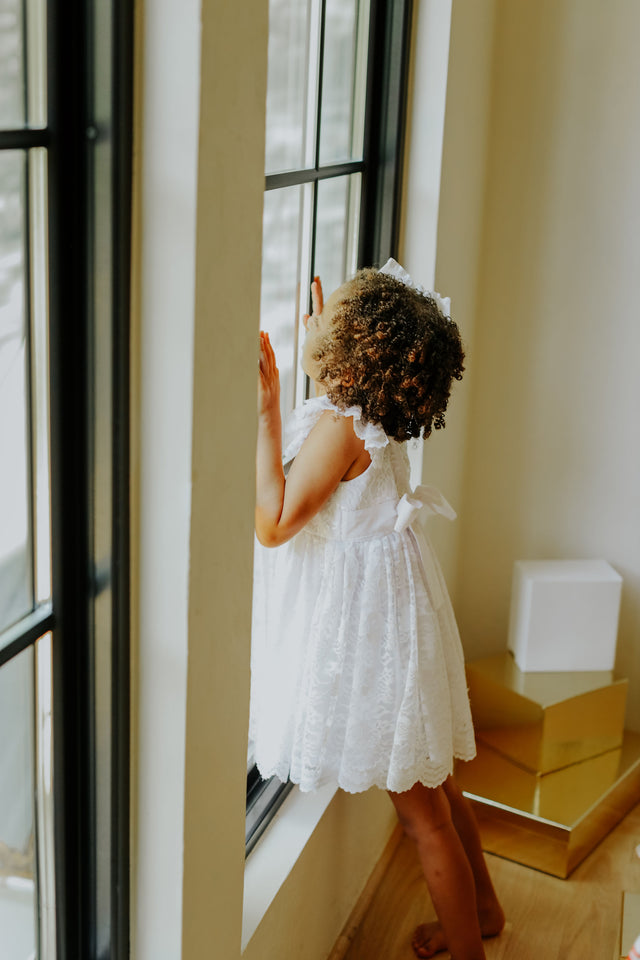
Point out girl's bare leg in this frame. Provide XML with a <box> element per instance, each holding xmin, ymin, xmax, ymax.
<box><xmin>407</xmin><ymin>775</ymin><xmax>505</xmax><ymax>958</ymax></box>
<box><xmin>388</xmin><ymin>781</ymin><xmax>486</xmax><ymax>960</ymax></box>
<box><xmin>443</xmin><ymin>777</ymin><xmax>504</xmax><ymax>931</ymax></box>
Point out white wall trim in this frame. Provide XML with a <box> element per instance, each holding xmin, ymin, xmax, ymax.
<box><xmin>133</xmin><ymin>0</ymin><xmax>202</xmax><ymax>957</ymax></box>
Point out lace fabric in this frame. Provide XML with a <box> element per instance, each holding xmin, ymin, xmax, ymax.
<box><xmin>250</xmin><ymin>397</ymin><xmax>476</xmax><ymax>793</ymax></box>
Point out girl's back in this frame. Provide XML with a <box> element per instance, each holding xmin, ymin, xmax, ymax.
<box><xmin>284</xmin><ymin>394</ymin><xmax>407</xmax><ymax>535</ymax></box>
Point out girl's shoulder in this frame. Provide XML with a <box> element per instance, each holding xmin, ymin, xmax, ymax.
<box><xmin>283</xmin><ymin>395</ymin><xmax>390</xmax><ymax>465</ymax></box>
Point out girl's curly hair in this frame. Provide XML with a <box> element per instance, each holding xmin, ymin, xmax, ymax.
<box><xmin>313</xmin><ymin>269</ymin><xmax>465</xmax><ymax>442</ymax></box>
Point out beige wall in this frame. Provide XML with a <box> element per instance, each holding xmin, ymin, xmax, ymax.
<box><xmin>420</xmin><ymin>0</ymin><xmax>498</xmax><ymax>599</ymax></box>
<box><xmin>135</xmin><ymin>2</ymin><xmax>640</xmax><ymax>959</ymax></box>
<box><xmin>451</xmin><ymin>0</ymin><xmax>640</xmax><ymax>727</ymax></box>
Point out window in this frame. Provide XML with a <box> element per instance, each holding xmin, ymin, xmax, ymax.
<box><xmin>246</xmin><ymin>0</ymin><xmax>412</xmax><ymax>854</ymax></box>
<box><xmin>0</xmin><ymin>1</ymin><xmax>133</xmax><ymax>957</ymax></box>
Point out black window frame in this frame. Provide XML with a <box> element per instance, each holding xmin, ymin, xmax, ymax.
<box><xmin>246</xmin><ymin>0</ymin><xmax>413</xmax><ymax>857</ymax></box>
<box><xmin>0</xmin><ymin>0</ymin><xmax>133</xmax><ymax>957</ymax></box>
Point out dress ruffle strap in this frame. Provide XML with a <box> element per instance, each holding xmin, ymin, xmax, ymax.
<box><xmin>282</xmin><ymin>395</ymin><xmax>388</xmax><ymax>464</ymax></box>
<box><xmin>349</xmin><ymin>411</ymin><xmax>388</xmax><ymax>452</ymax></box>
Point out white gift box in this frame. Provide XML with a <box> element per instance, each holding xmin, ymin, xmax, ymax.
<box><xmin>507</xmin><ymin>559</ymin><xmax>622</xmax><ymax>672</ymax></box>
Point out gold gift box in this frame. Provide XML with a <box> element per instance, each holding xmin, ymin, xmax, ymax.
<box><xmin>466</xmin><ymin>652</ymin><xmax>628</xmax><ymax>774</ymax></box>
<box><xmin>456</xmin><ymin>733</ymin><xmax>640</xmax><ymax>878</ymax></box>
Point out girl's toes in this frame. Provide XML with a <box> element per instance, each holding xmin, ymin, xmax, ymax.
<box><xmin>411</xmin><ymin>922</ymin><xmax>447</xmax><ymax>958</ymax></box>
<box><xmin>413</xmin><ymin>944</ymin><xmax>435</xmax><ymax>960</ymax></box>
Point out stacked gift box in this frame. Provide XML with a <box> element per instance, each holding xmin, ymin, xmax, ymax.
<box><xmin>456</xmin><ymin>559</ymin><xmax>640</xmax><ymax>879</ymax></box>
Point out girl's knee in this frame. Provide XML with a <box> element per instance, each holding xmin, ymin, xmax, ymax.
<box><xmin>402</xmin><ymin>813</ymin><xmax>452</xmax><ymax>849</ymax></box>
<box><xmin>389</xmin><ymin>782</ymin><xmax>453</xmax><ymax>843</ymax></box>
<box><xmin>442</xmin><ymin>773</ymin><xmax>465</xmax><ymax>806</ymax></box>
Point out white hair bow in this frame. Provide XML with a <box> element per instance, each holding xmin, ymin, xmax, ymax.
<box><xmin>378</xmin><ymin>257</ymin><xmax>451</xmax><ymax>320</ymax></box>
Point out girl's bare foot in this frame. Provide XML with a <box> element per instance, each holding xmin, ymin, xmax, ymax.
<box><xmin>411</xmin><ymin>903</ymin><xmax>506</xmax><ymax>958</ymax></box>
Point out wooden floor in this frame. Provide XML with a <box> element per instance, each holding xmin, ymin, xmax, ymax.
<box><xmin>341</xmin><ymin>803</ymin><xmax>640</xmax><ymax>960</ymax></box>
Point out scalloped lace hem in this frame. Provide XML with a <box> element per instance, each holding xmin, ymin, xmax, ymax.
<box><xmin>256</xmin><ymin>746</ymin><xmax>477</xmax><ymax>796</ymax></box>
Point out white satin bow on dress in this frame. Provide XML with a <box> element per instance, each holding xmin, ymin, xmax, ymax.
<box><xmin>394</xmin><ymin>484</ymin><xmax>457</xmax><ymax>532</ymax></box>
<box><xmin>325</xmin><ymin>484</ymin><xmax>455</xmax><ymax>610</ymax></box>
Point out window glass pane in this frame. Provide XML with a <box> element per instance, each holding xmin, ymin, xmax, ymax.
<box><xmin>35</xmin><ymin>633</ymin><xmax>55</xmax><ymax>959</ymax></box>
<box><xmin>28</xmin><ymin>149</ymin><xmax>51</xmax><ymax>603</ymax></box>
<box><xmin>319</xmin><ymin>0</ymin><xmax>370</xmax><ymax>165</ymax></box>
<box><xmin>0</xmin><ymin>151</ymin><xmax>32</xmax><ymax>633</ymax></box>
<box><xmin>0</xmin><ymin>0</ymin><xmax>26</xmax><ymax>129</ymax></box>
<box><xmin>264</xmin><ymin>0</ymin><xmax>320</xmax><ymax>175</ymax></box>
<box><xmin>0</xmin><ymin>645</ymin><xmax>37</xmax><ymax>960</ymax></box>
<box><xmin>25</xmin><ymin>0</ymin><xmax>47</xmax><ymax>128</ymax></box>
<box><xmin>314</xmin><ymin>173</ymin><xmax>361</xmax><ymax>297</ymax></box>
<box><xmin>261</xmin><ymin>184</ymin><xmax>313</xmax><ymax>417</ymax></box>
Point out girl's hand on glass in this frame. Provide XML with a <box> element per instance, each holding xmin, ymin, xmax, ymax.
<box><xmin>303</xmin><ymin>276</ymin><xmax>324</xmax><ymax>330</ymax></box>
<box><xmin>258</xmin><ymin>331</ymin><xmax>280</xmax><ymax>416</ymax></box>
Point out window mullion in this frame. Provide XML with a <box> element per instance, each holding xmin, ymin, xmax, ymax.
<box><xmin>265</xmin><ymin>159</ymin><xmax>365</xmax><ymax>191</ymax></box>
<box><xmin>0</xmin><ymin>129</ymin><xmax>50</xmax><ymax>150</ymax></box>
<box><xmin>358</xmin><ymin>0</ymin><xmax>413</xmax><ymax>266</ymax></box>
<box><xmin>305</xmin><ymin>0</ymin><xmax>323</xmax><ymax>169</ymax></box>
<box><xmin>305</xmin><ymin>178</ymin><xmax>320</xmax><ymax>402</ymax></box>
<box><xmin>0</xmin><ymin>603</ymin><xmax>55</xmax><ymax>668</ymax></box>
<box><xmin>47</xmin><ymin>0</ymin><xmax>93</xmax><ymax>954</ymax></box>
<box><xmin>314</xmin><ymin>0</ymin><xmax>328</xmax><ymax>172</ymax></box>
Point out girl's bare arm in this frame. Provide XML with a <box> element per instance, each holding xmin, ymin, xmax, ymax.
<box><xmin>256</xmin><ymin>331</ymin><xmax>365</xmax><ymax>547</ymax></box>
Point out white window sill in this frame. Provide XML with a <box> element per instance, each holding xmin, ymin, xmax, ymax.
<box><xmin>242</xmin><ymin>780</ymin><xmax>337</xmax><ymax>951</ymax></box>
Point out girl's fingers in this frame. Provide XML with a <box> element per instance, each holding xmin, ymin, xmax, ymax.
<box><xmin>260</xmin><ymin>330</ymin><xmax>272</xmax><ymax>357</ymax></box>
<box><xmin>265</xmin><ymin>335</ymin><xmax>275</xmax><ymax>374</ymax></box>
<box><xmin>259</xmin><ymin>333</ymin><xmax>270</xmax><ymax>371</ymax></box>
<box><xmin>259</xmin><ymin>330</ymin><xmax>278</xmax><ymax>380</ymax></box>
<box><xmin>311</xmin><ymin>276</ymin><xmax>323</xmax><ymax>316</ymax></box>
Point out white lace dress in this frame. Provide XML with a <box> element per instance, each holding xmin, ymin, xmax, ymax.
<box><xmin>250</xmin><ymin>395</ymin><xmax>476</xmax><ymax>794</ymax></box>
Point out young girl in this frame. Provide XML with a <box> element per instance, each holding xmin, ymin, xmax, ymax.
<box><xmin>251</xmin><ymin>260</ymin><xmax>504</xmax><ymax>960</ymax></box>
